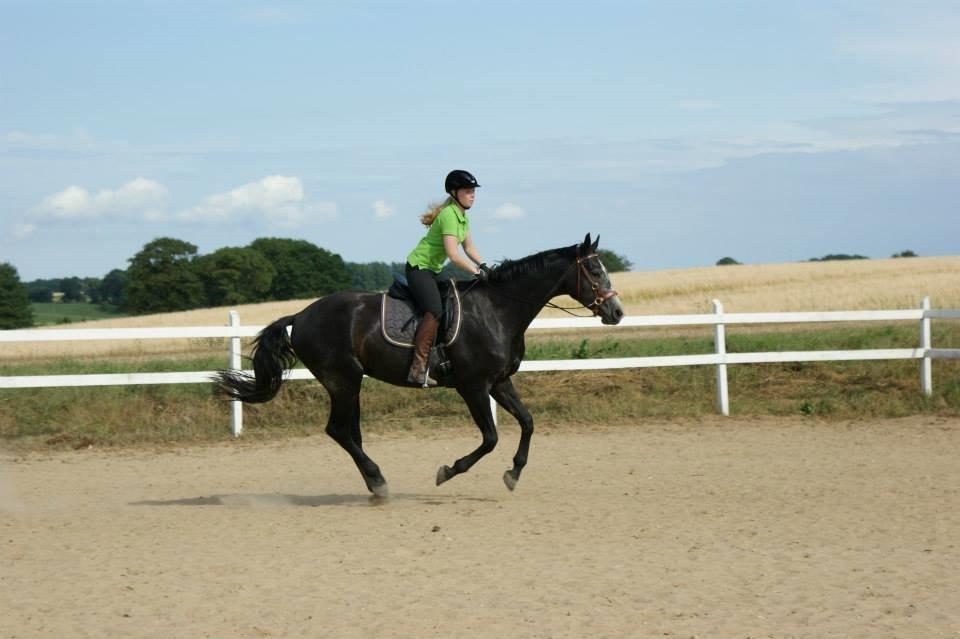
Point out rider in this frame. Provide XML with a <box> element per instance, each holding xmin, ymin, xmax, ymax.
<box><xmin>404</xmin><ymin>169</ymin><xmax>491</xmax><ymax>387</ymax></box>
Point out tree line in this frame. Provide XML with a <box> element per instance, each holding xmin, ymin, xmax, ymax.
<box><xmin>716</xmin><ymin>250</ymin><xmax>919</xmax><ymax>266</ymax></box>
<box><xmin>1</xmin><ymin>237</ymin><xmax>634</xmax><ymax>328</ymax></box>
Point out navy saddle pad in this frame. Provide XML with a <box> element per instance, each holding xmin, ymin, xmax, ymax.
<box><xmin>380</xmin><ymin>275</ymin><xmax>462</xmax><ymax>348</ymax></box>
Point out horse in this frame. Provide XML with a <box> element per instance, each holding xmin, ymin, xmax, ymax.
<box><xmin>215</xmin><ymin>233</ymin><xmax>625</xmax><ymax>497</ymax></box>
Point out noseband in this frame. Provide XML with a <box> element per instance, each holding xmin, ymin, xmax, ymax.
<box><xmin>575</xmin><ymin>251</ymin><xmax>620</xmax><ymax>315</ymax></box>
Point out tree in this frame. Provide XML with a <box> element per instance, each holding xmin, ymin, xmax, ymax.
<box><xmin>99</xmin><ymin>269</ymin><xmax>128</xmax><ymax>307</ymax></box>
<box><xmin>597</xmin><ymin>249</ymin><xmax>633</xmax><ymax>272</ymax></box>
<box><xmin>716</xmin><ymin>257</ymin><xmax>741</xmax><ymax>266</ymax></box>
<box><xmin>346</xmin><ymin>261</ymin><xmax>406</xmax><ymax>290</ymax></box>
<box><xmin>124</xmin><ymin>238</ymin><xmax>205</xmax><ymax>313</ymax></box>
<box><xmin>59</xmin><ymin>276</ymin><xmax>84</xmax><ymax>302</ymax></box>
<box><xmin>82</xmin><ymin>277</ymin><xmax>104</xmax><ymax>303</ymax></box>
<box><xmin>892</xmin><ymin>250</ymin><xmax>918</xmax><ymax>258</ymax></box>
<box><xmin>26</xmin><ymin>280</ymin><xmax>55</xmax><ymax>303</ymax></box>
<box><xmin>809</xmin><ymin>254</ymin><xmax>869</xmax><ymax>262</ymax></box>
<box><xmin>0</xmin><ymin>262</ymin><xmax>33</xmax><ymax>329</ymax></box>
<box><xmin>249</xmin><ymin>238</ymin><xmax>351</xmax><ymax>300</ymax></box>
<box><xmin>194</xmin><ymin>247</ymin><xmax>277</xmax><ymax>306</ymax></box>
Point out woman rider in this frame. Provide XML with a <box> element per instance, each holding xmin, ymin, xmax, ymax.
<box><xmin>405</xmin><ymin>169</ymin><xmax>491</xmax><ymax>387</ymax></box>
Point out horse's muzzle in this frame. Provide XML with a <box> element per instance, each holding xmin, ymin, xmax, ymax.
<box><xmin>600</xmin><ymin>296</ymin><xmax>625</xmax><ymax>325</ymax></box>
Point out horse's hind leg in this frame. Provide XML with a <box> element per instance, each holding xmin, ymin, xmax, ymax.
<box><xmin>490</xmin><ymin>378</ymin><xmax>534</xmax><ymax>491</ymax></box>
<box><xmin>324</xmin><ymin>382</ymin><xmax>388</xmax><ymax>498</ymax></box>
<box><xmin>436</xmin><ymin>385</ymin><xmax>498</xmax><ymax>486</ymax></box>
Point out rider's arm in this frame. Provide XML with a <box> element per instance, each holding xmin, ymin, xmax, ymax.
<box><xmin>443</xmin><ymin>234</ymin><xmax>480</xmax><ymax>274</ymax></box>
<box><xmin>462</xmin><ymin>232</ymin><xmax>484</xmax><ymax>267</ymax></box>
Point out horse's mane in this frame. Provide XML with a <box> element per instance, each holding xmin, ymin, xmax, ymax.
<box><xmin>485</xmin><ymin>245</ymin><xmax>576</xmax><ymax>285</ymax></box>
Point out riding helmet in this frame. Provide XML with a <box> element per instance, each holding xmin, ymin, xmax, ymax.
<box><xmin>445</xmin><ymin>170</ymin><xmax>480</xmax><ymax>193</ymax></box>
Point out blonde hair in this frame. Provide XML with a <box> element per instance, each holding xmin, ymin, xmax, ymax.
<box><xmin>419</xmin><ymin>196</ymin><xmax>455</xmax><ymax>226</ymax></box>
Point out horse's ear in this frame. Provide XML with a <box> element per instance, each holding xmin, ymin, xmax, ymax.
<box><xmin>582</xmin><ymin>233</ymin><xmax>592</xmax><ymax>250</ymax></box>
<box><xmin>592</xmin><ymin>235</ymin><xmax>600</xmax><ymax>252</ymax></box>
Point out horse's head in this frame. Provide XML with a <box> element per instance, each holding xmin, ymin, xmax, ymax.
<box><xmin>562</xmin><ymin>233</ymin><xmax>625</xmax><ymax>325</ymax></box>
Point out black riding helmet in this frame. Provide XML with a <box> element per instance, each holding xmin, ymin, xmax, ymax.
<box><xmin>445</xmin><ymin>170</ymin><xmax>480</xmax><ymax>194</ymax></box>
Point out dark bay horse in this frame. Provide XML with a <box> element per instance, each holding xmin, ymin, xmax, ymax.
<box><xmin>215</xmin><ymin>234</ymin><xmax>624</xmax><ymax>496</ymax></box>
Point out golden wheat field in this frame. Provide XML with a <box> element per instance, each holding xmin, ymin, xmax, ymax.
<box><xmin>5</xmin><ymin>255</ymin><xmax>959</xmax><ymax>361</ymax></box>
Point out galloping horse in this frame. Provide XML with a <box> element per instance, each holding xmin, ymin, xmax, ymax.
<box><xmin>215</xmin><ymin>234</ymin><xmax>624</xmax><ymax>496</ymax></box>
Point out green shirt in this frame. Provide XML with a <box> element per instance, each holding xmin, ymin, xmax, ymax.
<box><xmin>406</xmin><ymin>203</ymin><xmax>469</xmax><ymax>273</ymax></box>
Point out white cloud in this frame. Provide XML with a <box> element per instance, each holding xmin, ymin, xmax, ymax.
<box><xmin>372</xmin><ymin>199</ymin><xmax>395</xmax><ymax>220</ymax></box>
<box><xmin>4</xmin><ymin>128</ymin><xmax>97</xmax><ymax>151</ymax></box>
<box><xmin>41</xmin><ymin>186</ymin><xmax>93</xmax><ymax>218</ymax></box>
<box><xmin>27</xmin><ymin>175</ymin><xmax>336</xmax><ymax>232</ymax></box>
<box><xmin>2</xmin><ymin>128</ymin><xmax>133</xmax><ymax>154</ymax></box>
<box><xmin>176</xmin><ymin>175</ymin><xmax>336</xmax><ymax>227</ymax></box>
<box><xmin>493</xmin><ymin>203</ymin><xmax>526</xmax><ymax>221</ymax></box>
<box><xmin>35</xmin><ymin>178</ymin><xmax>167</xmax><ymax>220</ymax></box>
<box><xmin>12</xmin><ymin>223</ymin><xmax>35</xmax><ymax>240</ymax></box>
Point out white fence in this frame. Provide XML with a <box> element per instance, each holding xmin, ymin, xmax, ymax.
<box><xmin>2</xmin><ymin>298</ymin><xmax>959</xmax><ymax>436</ymax></box>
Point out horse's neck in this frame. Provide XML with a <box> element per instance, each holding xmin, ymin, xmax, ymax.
<box><xmin>489</xmin><ymin>256</ymin><xmax>571</xmax><ymax>334</ymax></box>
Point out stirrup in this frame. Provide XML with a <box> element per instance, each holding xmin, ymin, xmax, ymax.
<box><xmin>420</xmin><ymin>366</ymin><xmax>438</xmax><ymax>388</ymax></box>
<box><xmin>407</xmin><ymin>366</ymin><xmax>437</xmax><ymax>388</ymax></box>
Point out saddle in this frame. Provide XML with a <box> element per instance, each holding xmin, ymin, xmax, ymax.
<box><xmin>380</xmin><ymin>274</ymin><xmax>463</xmax><ymax>349</ymax></box>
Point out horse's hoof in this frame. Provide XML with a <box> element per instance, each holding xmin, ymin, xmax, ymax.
<box><xmin>436</xmin><ymin>465</ymin><xmax>452</xmax><ymax>486</ymax></box>
<box><xmin>503</xmin><ymin>470</ymin><xmax>518</xmax><ymax>492</ymax></box>
<box><xmin>365</xmin><ymin>478</ymin><xmax>389</xmax><ymax>499</ymax></box>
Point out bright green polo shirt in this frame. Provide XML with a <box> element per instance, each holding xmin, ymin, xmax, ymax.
<box><xmin>406</xmin><ymin>202</ymin><xmax>469</xmax><ymax>273</ymax></box>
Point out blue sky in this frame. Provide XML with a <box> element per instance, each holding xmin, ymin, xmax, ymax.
<box><xmin>2</xmin><ymin>0</ymin><xmax>959</xmax><ymax>280</ymax></box>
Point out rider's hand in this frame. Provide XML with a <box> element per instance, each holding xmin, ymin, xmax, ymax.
<box><xmin>474</xmin><ymin>263</ymin><xmax>491</xmax><ymax>282</ymax></box>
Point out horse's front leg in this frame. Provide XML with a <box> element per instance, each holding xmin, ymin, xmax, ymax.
<box><xmin>489</xmin><ymin>377</ymin><xmax>534</xmax><ymax>491</ymax></box>
<box><xmin>436</xmin><ymin>384</ymin><xmax>498</xmax><ymax>486</ymax></box>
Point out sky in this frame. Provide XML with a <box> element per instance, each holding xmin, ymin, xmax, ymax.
<box><xmin>2</xmin><ymin>0</ymin><xmax>959</xmax><ymax>281</ymax></box>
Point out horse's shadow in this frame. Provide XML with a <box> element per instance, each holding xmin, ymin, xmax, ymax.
<box><xmin>130</xmin><ymin>492</ymin><xmax>497</xmax><ymax>508</ymax></box>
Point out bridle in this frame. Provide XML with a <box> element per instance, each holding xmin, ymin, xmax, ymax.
<box><xmin>574</xmin><ymin>250</ymin><xmax>620</xmax><ymax>316</ymax></box>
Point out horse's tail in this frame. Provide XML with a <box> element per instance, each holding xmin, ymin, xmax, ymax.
<box><xmin>214</xmin><ymin>314</ymin><xmax>298</xmax><ymax>403</ymax></box>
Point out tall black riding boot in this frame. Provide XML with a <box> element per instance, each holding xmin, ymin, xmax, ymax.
<box><xmin>407</xmin><ymin>312</ymin><xmax>439</xmax><ymax>387</ymax></box>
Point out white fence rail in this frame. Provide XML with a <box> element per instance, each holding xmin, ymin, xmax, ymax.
<box><xmin>2</xmin><ymin>298</ymin><xmax>959</xmax><ymax>436</ymax></box>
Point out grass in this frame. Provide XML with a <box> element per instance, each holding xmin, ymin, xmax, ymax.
<box><xmin>31</xmin><ymin>302</ymin><xmax>129</xmax><ymax>326</ymax></box>
<box><xmin>2</xmin><ymin>325</ymin><xmax>959</xmax><ymax>452</ymax></box>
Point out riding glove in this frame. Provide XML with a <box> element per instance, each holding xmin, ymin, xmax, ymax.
<box><xmin>475</xmin><ymin>263</ymin><xmax>491</xmax><ymax>282</ymax></box>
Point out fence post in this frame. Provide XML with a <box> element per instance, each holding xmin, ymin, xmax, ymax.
<box><xmin>713</xmin><ymin>299</ymin><xmax>730</xmax><ymax>416</ymax></box>
<box><xmin>920</xmin><ymin>297</ymin><xmax>932</xmax><ymax>397</ymax></box>
<box><xmin>229</xmin><ymin>310</ymin><xmax>243</xmax><ymax>437</ymax></box>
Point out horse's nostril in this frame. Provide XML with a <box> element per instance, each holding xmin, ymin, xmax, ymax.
<box><xmin>614</xmin><ymin>308</ymin><xmax>624</xmax><ymax>318</ymax></box>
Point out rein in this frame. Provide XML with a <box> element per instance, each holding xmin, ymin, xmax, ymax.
<box><xmin>464</xmin><ymin>250</ymin><xmax>619</xmax><ymax>318</ymax></box>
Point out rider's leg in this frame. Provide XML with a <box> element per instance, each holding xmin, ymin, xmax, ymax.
<box><xmin>404</xmin><ymin>264</ymin><xmax>443</xmax><ymax>387</ymax></box>
<box><xmin>409</xmin><ymin>311</ymin><xmax>439</xmax><ymax>387</ymax></box>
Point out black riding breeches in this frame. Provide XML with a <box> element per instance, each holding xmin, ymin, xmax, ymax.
<box><xmin>405</xmin><ymin>263</ymin><xmax>443</xmax><ymax>318</ymax></box>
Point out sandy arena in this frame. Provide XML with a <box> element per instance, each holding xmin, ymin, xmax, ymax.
<box><xmin>2</xmin><ymin>416</ymin><xmax>959</xmax><ymax>638</ymax></box>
